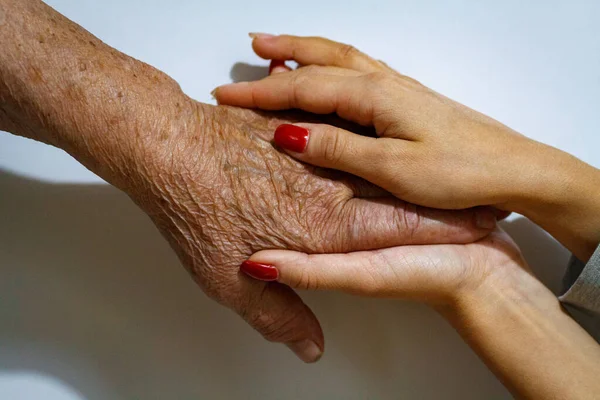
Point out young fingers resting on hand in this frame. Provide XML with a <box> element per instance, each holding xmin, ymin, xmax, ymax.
<box><xmin>215</xmin><ymin>34</ymin><xmax>600</xmax><ymax>261</ymax></box>
<box><xmin>215</xmin><ymin>34</ymin><xmax>539</xmax><ymax>211</ymax></box>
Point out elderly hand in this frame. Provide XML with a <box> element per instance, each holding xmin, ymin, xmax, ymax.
<box><xmin>0</xmin><ymin>2</ymin><xmax>495</xmax><ymax>362</ymax></box>
<box><xmin>215</xmin><ymin>34</ymin><xmax>600</xmax><ymax>260</ymax></box>
<box><xmin>121</xmin><ymin>102</ymin><xmax>496</xmax><ymax>362</ymax></box>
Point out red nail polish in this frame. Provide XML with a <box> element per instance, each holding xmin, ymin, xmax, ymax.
<box><xmin>269</xmin><ymin>59</ymin><xmax>287</xmax><ymax>74</ymax></box>
<box><xmin>274</xmin><ymin>124</ymin><xmax>309</xmax><ymax>153</ymax></box>
<box><xmin>240</xmin><ymin>260</ymin><xmax>279</xmax><ymax>281</ymax></box>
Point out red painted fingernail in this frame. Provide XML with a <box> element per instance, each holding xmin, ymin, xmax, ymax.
<box><xmin>240</xmin><ymin>260</ymin><xmax>279</xmax><ymax>281</ymax></box>
<box><xmin>274</xmin><ymin>124</ymin><xmax>309</xmax><ymax>153</ymax></box>
<box><xmin>269</xmin><ymin>59</ymin><xmax>287</xmax><ymax>74</ymax></box>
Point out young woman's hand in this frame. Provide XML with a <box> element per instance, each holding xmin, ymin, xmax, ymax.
<box><xmin>216</xmin><ymin>35</ymin><xmax>541</xmax><ymax>210</ymax></box>
<box><xmin>215</xmin><ymin>34</ymin><xmax>600</xmax><ymax>260</ymax></box>
<box><xmin>240</xmin><ymin>228</ymin><xmax>600</xmax><ymax>400</ymax></box>
<box><xmin>241</xmin><ymin>228</ymin><xmax>526</xmax><ymax>306</ymax></box>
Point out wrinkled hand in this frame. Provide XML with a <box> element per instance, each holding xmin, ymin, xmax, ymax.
<box><xmin>116</xmin><ymin>97</ymin><xmax>497</xmax><ymax>362</ymax></box>
<box><xmin>0</xmin><ymin>1</ymin><xmax>495</xmax><ymax>361</ymax></box>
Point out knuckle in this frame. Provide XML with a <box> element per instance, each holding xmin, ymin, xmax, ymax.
<box><xmin>288</xmin><ymin>72</ymin><xmax>309</xmax><ymax>106</ymax></box>
<box><xmin>402</xmin><ymin>75</ymin><xmax>423</xmax><ymax>86</ymax></box>
<box><xmin>301</xmin><ymin>64</ymin><xmax>320</xmax><ymax>74</ymax></box>
<box><xmin>365</xmin><ymin>71</ymin><xmax>391</xmax><ymax>87</ymax></box>
<box><xmin>248</xmin><ymin>305</ymin><xmax>304</xmax><ymax>343</ymax></box>
<box><xmin>280</xmin><ymin>253</ymin><xmax>321</xmax><ymax>291</ymax></box>
<box><xmin>366</xmin><ymin>140</ymin><xmax>401</xmax><ymax>174</ymax></box>
<box><xmin>295</xmin><ymin>267</ymin><xmax>319</xmax><ymax>291</ymax></box>
<box><xmin>396</xmin><ymin>202</ymin><xmax>421</xmax><ymax>242</ymax></box>
<box><xmin>361</xmin><ymin>252</ymin><xmax>387</xmax><ymax>295</ymax></box>
<box><xmin>337</xmin><ymin>43</ymin><xmax>359</xmax><ymax>62</ymax></box>
<box><xmin>320</xmin><ymin>129</ymin><xmax>347</xmax><ymax>164</ymax></box>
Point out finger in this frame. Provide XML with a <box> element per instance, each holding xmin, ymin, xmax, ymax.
<box><xmin>215</xmin><ymin>72</ymin><xmax>378</xmax><ymax>126</ymax></box>
<box><xmin>271</xmin><ymin>123</ymin><xmax>403</xmax><ymax>193</ymax></box>
<box><xmin>250</xmin><ymin>33</ymin><xmax>386</xmax><ymax>73</ymax></box>
<box><xmin>337</xmin><ymin>198</ymin><xmax>497</xmax><ymax>251</ymax></box>
<box><xmin>241</xmin><ymin>244</ymin><xmax>459</xmax><ymax>303</ymax></box>
<box><xmin>231</xmin><ymin>277</ymin><xmax>324</xmax><ymax>363</ymax></box>
<box><xmin>269</xmin><ymin>59</ymin><xmax>292</xmax><ymax>75</ymax></box>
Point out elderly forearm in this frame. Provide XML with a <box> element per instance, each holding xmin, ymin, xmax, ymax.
<box><xmin>0</xmin><ymin>0</ymin><xmax>197</xmax><ymax>187</ymax></box>
<box><xmin>446</xmin><ymin>273</ymin><xmax>600</xmax><ymax>400</ymax></box>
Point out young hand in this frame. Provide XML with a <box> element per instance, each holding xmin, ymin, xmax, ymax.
<box><xmin>215</xmin><ymin>34</ymin><xmax>600</xmax><ymax>260</ymax></box>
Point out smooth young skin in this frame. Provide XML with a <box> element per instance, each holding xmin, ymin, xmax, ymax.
<box><xmin>0</xmin><ymin>2</ymin><xmax>498</xmax><ymax>363</ymax></box>
<box><xmin>216</xmin><ymin>35</ymin><xmax>600</xmax><ymax>398</ymax></box>
<box><xmin>244</xmin><ymin>229</ymin><xmax>600</xmax><ymax>400</ymax></box>
<box><xmin>216</xmin><ymin>34</ymin><xmax>600</xmax><ymax>262</ymax></box>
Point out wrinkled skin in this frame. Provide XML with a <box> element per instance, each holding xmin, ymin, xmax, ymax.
<box><xmin>123</xmin><ymin>100</ymin><xmax>493</xmax><ymax>350</ymax></box>
<box><xmin>0</xmin><ymin>0</ymin><xmax>495</xmax><ymax>357</ymax></box>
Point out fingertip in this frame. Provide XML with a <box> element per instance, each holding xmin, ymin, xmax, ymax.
<box><xmin>430</xmin><ymin>207</ymin><xmax>497</xmax><ymax>244</ymax></box>
<box><xmin>286</xmin><ymin>339</ymin><xmax>324</xmax><ymax>363</ymax></box>
<box><xmin>251</xmin><ymin>34</ymin><xmax>287</xmax><ymax>60</ymax></box>
<box><xmin>247</xmin><ymin>250</ymin><xmax>309</xmax><ymax>285</ymax></box>
<box><xmin>474</xmin><ymin>207</ymin><xmax>498</xmax><ymax>230</ymax></box>
<box><xmin>446</xmin><ymin>207</ymin><xmax>497</xmax><ymax>243</ymax></box>
<box><xmin>211</xmin><ymin>82</ymin><xmax>250</xmax><ymax>106</ymax></box>
<box><xmin>249</xmin><ymin>32</ymin><xmax>276</xmax><ymax>40</ymax></box>
<box><xmin>234</xmin><ymin>275</ymin><xmax>324</xmax><ymax>363</ymax></box>
<box><xmin>248</xmin><ymin>249</ymin><xmax>306</xmax><ymax>269</ymax></box>
<box><xmin>240</xmin><ymin>260</ymin><xmax>279</xmax><ymax>282</ymax></box>
<box><xmin>269</xmin><ymin>59</ymin><xmax>292</xmax><ymax>75</ymax></box>
<box><xmin>274</xmin><ymin>124</ymin><xmax>310</xmax><ymax>153</ymax></box>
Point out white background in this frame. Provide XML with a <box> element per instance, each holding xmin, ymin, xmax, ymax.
<box><xmin>1</xmin><ymin>0</ymin><xmax>599</xmax><ymax>399</ymax></box>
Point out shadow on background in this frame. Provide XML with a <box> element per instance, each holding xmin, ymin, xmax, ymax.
<box><xmin>0</xmin><ymin>168</ymin><xmax>575</xmax><ymax>399</ymax></box>
<box><xmin>501</xmin><ymin>217</ymin><xmax>569</xmax><ymax>294</ymax></box>
<box><xmin>229</xmin><ymin>62</ymin><xmax>269</xmax><ymax>83</ymax></box>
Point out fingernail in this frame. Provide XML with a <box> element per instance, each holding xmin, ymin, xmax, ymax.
<box><xmin>286</xmin><ymin>339</ymin><xmax>323</xmax><ymax>363</ymax></box>
<box><xmin>274</xmin><ymin>124</ymin><xmax>309</xmax><ymax>153</ymax></box>
<box><xmin>210</xmin><ymin>88</ymin><xmax>218</xmax><ymax>100</ymax></box>
<box><xmin>240</xmin><ymin>260</ymin><xmax>279</xmax><ymax>281</ymax></box>
<box><xmin>249</xmin><ymin>32</ymin><xmax>275</xmax><ymax>40</ymax></box>
<box><xmin>269</xmin><ymin>59</ymin><xmax>288</xmax><ymax>74</ymax></box>
<box><xmin>475</xmin><ymin>210</ymin><xmax>497</xmax><ymax>229</ymax></box>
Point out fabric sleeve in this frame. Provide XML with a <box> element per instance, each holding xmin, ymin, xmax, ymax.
<box><xmin>559</xmin><ymin>245</ymin><xmax>600</xmax><ymax>340</ymax></box>
<box><xmin>559</xmin><ymin>244</ymin><xmax>600</xmax><ymax>315</ymax></box>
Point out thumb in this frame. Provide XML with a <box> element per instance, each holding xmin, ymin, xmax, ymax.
<box><xmin>241</xmin><ymin>244</ymin><xmax>469</xmax><ymax>304</ymax></box>
<box><xmin>272</xmin><ymin>123</ymin><xmax>393</xmax><ymax>187</ymax></box>
<box><xmin>231</xmin><ymin>277</ymin><xmax>324</xmax><ymax>363</ymax></box>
